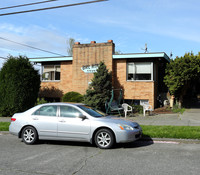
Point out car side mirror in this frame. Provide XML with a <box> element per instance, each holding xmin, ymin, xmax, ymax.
<box><xmin>77</xmin><ymin>113</ymin><xmax>87</xmax><ymax>120</ymax></box>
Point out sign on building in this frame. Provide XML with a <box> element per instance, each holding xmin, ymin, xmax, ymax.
<box><xmin>81</xmin><ymin>64</ymin><xmax>99</xmax><ymax>73</ymax></box>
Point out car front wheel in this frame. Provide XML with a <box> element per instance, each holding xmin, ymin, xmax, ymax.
<box><xmin>95</xmin><ymin>129</ymin><xmax>115</xmax><ymax>149</ymax></box>
<box><xmin>22</xmin><ymin>126</ymin><xmax>38</xmax><ymax>145</ymax></box>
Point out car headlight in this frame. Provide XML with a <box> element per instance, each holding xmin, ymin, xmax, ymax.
<box><xmin>118</xmin><ymin>124</ymin><xmax>134</xmax><ymax>131</ymax></box>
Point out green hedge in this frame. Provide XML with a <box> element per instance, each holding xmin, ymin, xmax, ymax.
<box><xmin>62</xmin><ymin>91</ymin><xmax>84</xmax><ymax>103</ymax></box>
<box><xmin>0</xmin><ymin>56</ymin><xmax>40</xmax><ymax>116</ymax></box>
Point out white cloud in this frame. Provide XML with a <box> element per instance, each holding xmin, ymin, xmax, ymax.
<box><xmin>0</xmin><ymin>23</ymin><xmax>71</xmax><ymax>57</ymax></box>
<box><xmin>0</xmin><ymin>24</ymin><xmax>25</xmax><ymax>34</ymax></box>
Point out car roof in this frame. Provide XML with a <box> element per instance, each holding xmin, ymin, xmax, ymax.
<box><xmin>39</xmin><ymin>102</ymin><xmax>85</xmax><ymax>106</ymax></box>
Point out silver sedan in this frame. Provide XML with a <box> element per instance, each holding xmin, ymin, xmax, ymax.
<box><xmin>9</xmin><ymin>103</ymin><xmax>142</xmax><ymax>149</ymax></box>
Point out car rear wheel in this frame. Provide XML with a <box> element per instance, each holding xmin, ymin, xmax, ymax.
<box><xmin>22</xmin><ymin>126</ymin><xmax>38</xmax><ymax>145</ymax></box>
<box><xmin>95</xmin><ymin>129</ymin><xmax>115</xmax><ymax>149</ymax></box>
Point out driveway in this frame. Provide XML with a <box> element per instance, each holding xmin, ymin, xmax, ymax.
<box><xmin>128</xmin><ymin>102</ymin><xmax>200</xmax><ymax>126</ymax></box>
<box><xmin>0</xmin><ymin>133</ymin><xmax>200</xmax><ymax>175</ymax></box>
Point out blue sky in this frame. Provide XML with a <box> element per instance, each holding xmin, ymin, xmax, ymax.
<box><xmin>0</xmin><ymin>0</ymin><xmax>200</xmax><ymax>67</ymax></box>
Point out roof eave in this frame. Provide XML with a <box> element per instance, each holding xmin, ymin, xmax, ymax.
<box><xmin>29</xmin><ymin>56</ymin><xmax>73</xmax><ymax>63</ymax></box>
<box><xmin>113</xmin><ymin>52</ymin><xmax>170</xmax><ymax>62</ymax></box>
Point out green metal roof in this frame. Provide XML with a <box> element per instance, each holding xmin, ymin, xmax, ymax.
<box><xmin>113</xmin><ymin>52</ymin><xmax>170</xmax><ymax>62</ymax></box>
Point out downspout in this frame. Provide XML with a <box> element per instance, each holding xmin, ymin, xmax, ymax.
<box><xmin>152</xmin><ymin>62</ymin><xmax>154</xmax><ymax>110</ymax></box>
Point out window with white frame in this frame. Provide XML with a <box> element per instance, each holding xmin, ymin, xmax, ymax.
<box><xmin>42</xmin><ymin>65</ymin><xmax>60</xmax><ymax>81</ymax></box>
<box><xmin>127</xmin><ymin>62</ymin><xmax>153</xmax><ymax>81</ymax></box>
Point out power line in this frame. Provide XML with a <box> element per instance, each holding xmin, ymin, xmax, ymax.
<box><xmin>0</xmin><ymin>37</ymin><xmax>66</xmax><ymax>56</ymax></box>
<box><xmin>0</xmin><ymin>57</ymin><xmax>7</xmax><ymax>60</ymax></box>
<box><xmin>0</xmin><ymin>0</ymin><xmax>58</xmax><ymax>10</ymax></box>
<box><xmin>0</xmin><ymin>0</ymin><xmax>108</xmax><ymax>16</ymax></box>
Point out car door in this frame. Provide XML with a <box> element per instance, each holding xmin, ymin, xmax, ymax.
<box><xmin>57</xmin><ymin>105</ymin><xmax>91</xmax><ymax>141</ymax></box>
<box><xmin>31</xmin><ymin>105</ymin><xmax>58</xmax><ymax>137</ymax></box>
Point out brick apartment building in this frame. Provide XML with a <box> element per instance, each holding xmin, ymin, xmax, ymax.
<box><xmin>30</xmin><ymin>40</ymin><xmax>170</xmax><ymax>109</ymax></box>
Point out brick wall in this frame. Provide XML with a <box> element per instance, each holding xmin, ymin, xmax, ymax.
<box><xmin>72</xmin><ymin>40</ymin><xmax>114</xmax><ymax>94</ymax></box>
<box><xmin>113</xmin><ymin>59</ymin><xmax>155</xmax><ymax>109</ymax></box>
<box><xmin>40</xmin><ymin>61</ymin><xmax>73</xmax><ymax>98</ymax></box>
<box><xmin>40</xmin><ymin>40</ymin><xmax>114</xmax><ymax>97</ymax></box>
<box><xmin>40</xmin><ymin>41</ymin><xmax>157</xmax><ymax>108</ymax></box>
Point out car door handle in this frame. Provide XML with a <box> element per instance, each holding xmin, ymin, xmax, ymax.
<box><xmin>59</xmin><ymin>120</ymin><xmax>66</xmax><ymax>123</ymax></box>
<box><xmin>32</xmin><ymin>117</ymin><xmax>39</xmax><ymax>120</ymax></box>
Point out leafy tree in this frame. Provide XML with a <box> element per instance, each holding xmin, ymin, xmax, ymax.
<box><xmin>67</xmin><ymin>38</ymin><xmax>75</xmax><ymax>56</ymax></box>
<box><xmin>84</xmin><ymin>61</ymin><xmax>112</xmax><ymax>111</ymax></box>
<box><xmin>164</xmin><ymin>52</ymin><xmax>200</xmax><ymax>107</ymax></box>
<box><xmin>115</xmin><ymin>50</ymin><xmax>122</xmax><ymax>54</ymax></box>
<box><xmin>0</xmin><ymin>55</ymin><xmax>40</xmax><ymax>116</ymax></box>
<box><xmin>62</xmin><ymin>91</ymin><xmax>83</xmax><ymax>103</ymax></box>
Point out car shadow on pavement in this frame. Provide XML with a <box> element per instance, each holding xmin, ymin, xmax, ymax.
<box><xmin>37</xmin><ymin>140</ymin><xmax>94</xmax><ymax>148</ymax></box>
<box><xmin>115</xmin><ymin>136</ymin><xmax>154</xmax><ymax>149</ymax></box>
<box><xmin>36</xmin><ymin>136</ymin><xmax>154</xmax><ymax>149</ymax></box>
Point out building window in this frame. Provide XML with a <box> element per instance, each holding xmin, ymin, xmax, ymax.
<box><xmin>140</xmin><ymin>100</ymin><xmax>149</xmax><ymax>106</ymax></box>
<box><xmin>42</xmin><ymin>65</ymin><xmax>60</xmax><ymax>81</ymax></box>
<box><xmin>127</xmin><ymin>62</ymin><xmax>153</xmax><ymax>81</ymax></box>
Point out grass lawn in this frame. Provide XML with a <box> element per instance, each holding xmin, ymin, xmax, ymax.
<box><xmin>1</xmin><ymin>122</ymin><xmax>200</xmax><ymax>140</ymax></box>
<box><xmin>0</xmin><ymin>122</ymin><xmax>10</xmax><ymax>131</ymax></box>
<box><xmin>141</xmin><ymin>125</ymin><xmax>200</xmax><ymax>140</ymax></box>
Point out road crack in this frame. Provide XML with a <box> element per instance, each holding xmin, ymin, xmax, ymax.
<box><xmin>72</xmin><ymin>150</ymin><xmax>102</xmax><ymax>175</ymax></box>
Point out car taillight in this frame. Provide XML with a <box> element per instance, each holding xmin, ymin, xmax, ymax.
<box><xmin>11</xmin><ymin>118</ymin><xmax>16</xmax><ymax>122</ymax></box>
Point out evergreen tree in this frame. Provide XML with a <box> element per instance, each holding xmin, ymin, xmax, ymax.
<box><xmin>0</xmin><ymin>55</ymin><xmax>41</xmax><ymax>116</ymax></box>
<box><xmin>84</xmin><ymin>61</ymin><xmax>112</xmax><ymax>111</ymax></box>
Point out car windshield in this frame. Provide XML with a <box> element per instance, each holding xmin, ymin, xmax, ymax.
<box><xmin>77</xmin><ymin>105</ymin><xmax>107</xmax><ymax>118</ymax></box>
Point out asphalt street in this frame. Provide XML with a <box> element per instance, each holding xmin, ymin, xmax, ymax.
<box><xmin>0</xmin><ymin>133</ymin><xmax>200</xmax><ymax>175</ymax></box>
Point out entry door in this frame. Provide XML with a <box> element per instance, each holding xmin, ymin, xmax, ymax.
<box><xmin>57</xmin><ymin>105</ymin><xmax>90</xmax><ymax>141</ymax></box>
<box><xmin>31</xmin><ymin>105</ymin><xmax>58</xmax><ymax>137</ymax></box>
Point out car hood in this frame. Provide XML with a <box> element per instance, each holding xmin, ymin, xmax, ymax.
<box><xmin>97</xmin><ymin>116</ymin><xmax>140</xmax><ymax>127</ymax></box>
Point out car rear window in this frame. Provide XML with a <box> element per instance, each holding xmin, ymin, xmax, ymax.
<box><xmin>33</xmin><ymin>105</ymin><xmax>57</xmax><ymax>117</ymax></box>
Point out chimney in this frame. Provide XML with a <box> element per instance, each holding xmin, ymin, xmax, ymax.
<box><xmin>107</xmin><ymin>40</ymin><xmax>113</xmax><ymax>43</ymax></box>
<box><xmin>91</xmin><ymin>41</ymin><xmax>96</xmax><ymax>44</ymax></box>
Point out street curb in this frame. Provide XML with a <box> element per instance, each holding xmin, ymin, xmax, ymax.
<box><xmin>0</xmin><ymin>131</ymin><xmax>9</xmax><ymax>135</ymax></box>
<box><xmin>140</xmin><ymin>137</ymin><xmax>200</xmax><ymax>144</ymax></box>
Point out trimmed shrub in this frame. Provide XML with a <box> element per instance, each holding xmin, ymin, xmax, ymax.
<box><xmin>0</xmin><ymin>55</ymin><xmax>40</xmax><ymax>116</ymax></box>
<box><xmin>132</xmin><ymin>105</ymin><xmax>143</xmax><ymax>114</ymax></box>
<box><xmin>62</xmin><ymin>91</ymin><xmax>84</xmax><ymax>103</ymax></box>
<box><xmin>36</xmin><ymin>98</ymin><xmax>48</xmax><ymax>105</ymax></box>
<box><xmin>172</xmin><ymin>104</ymin><xmax>185</xmax><ymax>114</ymax></box>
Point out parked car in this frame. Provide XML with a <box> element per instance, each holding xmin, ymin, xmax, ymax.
<box><xmin>9</xmin><ymin>103</ymin><xmax>142</xmax><ymax>149</ymax></box>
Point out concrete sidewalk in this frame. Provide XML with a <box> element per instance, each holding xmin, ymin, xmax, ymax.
<box><xmin>129</xmin><ymin>108</ymin><xmax>200</xmax><ymax>126</ymax></box>
<box><xmin>0</xmin><ymin>117</ymin><xmax>11</xmax><ymax>122</ymax></box>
